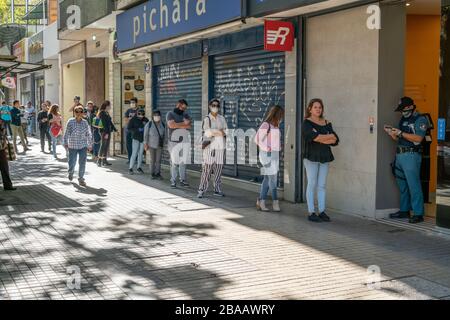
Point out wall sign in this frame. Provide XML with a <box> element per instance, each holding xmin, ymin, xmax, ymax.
<box><xmin>264</xmin><ymin>20</ymin><xmax>294</xmax><ymax>52</ymax></box>
<box><xmin>116</xmin><ymin>0</ymin><xmax>243</xmax><ymax>52</ymax></box>
<box><xmin>438</xmin><ymin>118</ymin><xmax>447</xmax><ymax>141</ymax></box>
<box><xmin>249</xmin><ymin>0</ymin><xmax>326</xmax><ymax>17</ymax></box>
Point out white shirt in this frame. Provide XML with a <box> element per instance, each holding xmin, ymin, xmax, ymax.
<box><xmin>203</xmin><ymin>113</ymin><xmax>227</xmax><ymax>150</ymax></box>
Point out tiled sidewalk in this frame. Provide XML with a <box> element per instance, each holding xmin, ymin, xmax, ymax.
<box><xmin>1</xmin><ymin>138</ymin><xmax>450</xmax><ymax>300</ymax></box>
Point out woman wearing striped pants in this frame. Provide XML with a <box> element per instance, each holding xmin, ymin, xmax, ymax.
<box><xmin>197</xmin><ymin>99</ymin><xmax>228</xmax><ymax>199</ymax></box>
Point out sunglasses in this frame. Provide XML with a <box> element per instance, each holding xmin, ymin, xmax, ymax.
<box><xmin>75</xmin><ymin>110</ymin><xmax>83</xmax><ymax>114</ymax></box>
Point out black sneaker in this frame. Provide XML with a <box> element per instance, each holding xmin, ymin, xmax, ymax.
<box><xmin>319</xmin><ymin>212</ymin><xmax>331</xmax><ymax>222</ymax></box>
<box><xmin>214</xmin><ymin>192</ymin><xmax>225</xmax><ymax>197</ymax></box>
<box><xmin>103</xmin><ymin>161</ymin><xmax>113</xmax><ymax>166</ymax></box>
<box><xmin>156</xmin><ymin>174</ymin><xmax>163</xmax><ymax>180</ymax></box>
<box><xmin>409</xmin><ymin>215</ymin><xmax>424</xmax><ymax>224</ymax></box>
<box><xmin>137</xmin><ymin>168</ymin><xmax>145</xmax><ymax>174</ymax></box>
<box><xmin>151</xmin><ymin>174</ymin><xmax>157</xmax><ymax>180</ymax></box>
<box><xmin>308</xmin><ymin>213</ymin><xmax>322</xmax><ymax>223</ymax></box>
<box><xmin>68</xmin><ymin>174</ymin><xmax>74</xmax><ymax>182</ymax></box>
<box><xmin>129</xmin><ymin>169</ymin><xmax>134</xmax><ymax>175</ymax></box>
<box><xmin>179</xmin><ymin>181</ymin><xmax>189</xmax><ymax>187</ymax></box>
<box><xmin>171</xmin><ymin>183</ymin><xmax>177</xmax><ymax>189</ymax></box>
<box><xmin>389</xmin><ymin>211</ymin><xmax>410</xmax><ymax>219</ymax></box>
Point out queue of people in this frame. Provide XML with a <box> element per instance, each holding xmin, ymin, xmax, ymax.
<box><xmin>2</xmin><ymin>94</ymin><xmax>429</xmax><ymax>225</ymax></box>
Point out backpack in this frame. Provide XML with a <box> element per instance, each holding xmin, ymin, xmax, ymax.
<box><xmin>92</xmin><ymin>117</ymin><xmax>104</xmax><ymax>129</ymax></box>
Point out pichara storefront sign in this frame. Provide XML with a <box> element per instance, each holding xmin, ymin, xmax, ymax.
<box><xmin>264</xmin><ymin>20</ymin><xmax>294</xmax><ymax>52</ymax></box>
<box><xmin>116</xmin><ymin>0</ymin><xmax>243</xmax><ymax>52</ymax></box>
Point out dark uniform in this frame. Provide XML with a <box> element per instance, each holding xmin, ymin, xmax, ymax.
<box><xmin>392</xmin><ymin>99</ymin><xmax>428</xmax><ymax>221</ymax></box>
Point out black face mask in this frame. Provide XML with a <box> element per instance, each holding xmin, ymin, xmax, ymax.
<box><xmin>174</xmin><ymin>108</ymin><xmax>184</xmax><ymax>115</ymax></box>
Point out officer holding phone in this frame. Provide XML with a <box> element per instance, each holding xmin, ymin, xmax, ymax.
<box><xmin>384</xmin><ymin>97</ymin><xmax>428</xmax><ymax>224</ymax></box>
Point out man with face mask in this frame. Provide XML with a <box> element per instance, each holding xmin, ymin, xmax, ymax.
<box><xmin>385</xmin><ymin>97</ymin><xmax>429</xmax><ymax>224</ymax></box>
<box><xmin>166</xmin><ymin>99</ymin><xmax>192</xmax><ymax>188</ymax></box>
<box><xmin>124</xmin><ymin>98</ymin><xmax>139</xmax><ymax>163</ymax></box>
<box><xmin>127</xmin><ymin>109</ymin><xmax>149</xmax><ymax>174</ymax></box>
<box><xmin>144</xmin><ymin>110</ymin><xmax>165</xmax><ymax>179</ymax></box>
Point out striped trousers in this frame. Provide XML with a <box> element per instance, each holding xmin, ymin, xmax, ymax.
<box><xmin>198</xmin><ymin>148</ymin><xmax>224</xmax><ymax>193</ymax></box>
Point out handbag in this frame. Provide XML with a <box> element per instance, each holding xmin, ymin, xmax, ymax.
<box><xmin>50</xmin><ymin>124</ymin><xmax>62</xmax><ymax>138</ymax></box>
<box><xmin>7</xmin><ymin>141</ymin><xmax>16</xmax><ymax>161</ymax></box>
<box><xmin>200</xmin><ymin>116</ymin><xmax>212</xmax><ymax>150</ymax></box>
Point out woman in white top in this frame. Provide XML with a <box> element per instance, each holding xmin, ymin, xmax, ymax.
<box><xmin>197</xmin><ymin>99</ymin><xmax>228</xmax><ymax>198</ymax></box>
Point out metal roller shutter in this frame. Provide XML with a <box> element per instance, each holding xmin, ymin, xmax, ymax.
<box><xmin>213</xmin><ymin>49</ymin><xmax>286</xmax><ymax>186</ymax></box>
<box><xmin>154</xmin><ymin>59</ymin><xmax>203</xmax><ymax>169</ymax></box>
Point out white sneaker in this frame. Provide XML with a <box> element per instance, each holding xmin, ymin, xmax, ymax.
<box><xmin>272</xmin><ymin>200</ymin><xmax>281</xmax><ymax>212</ymax></box>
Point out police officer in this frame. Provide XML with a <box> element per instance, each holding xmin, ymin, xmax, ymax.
<box><xmin>386</xmin><ymin>97</ymin><xmax>428</xmax><ymax>224</ymax></box>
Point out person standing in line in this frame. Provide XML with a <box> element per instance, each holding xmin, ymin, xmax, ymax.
<box><xmin>38</xmin><ymin>103</ymin><xmax>52</xmax><ymax>153</ymax></box>
<box><xmin>0</xmin><ymin>119</ymin><xmax>16</xmax><ymax>191</ymax></box>
<box><xmin>10</xmin><ymin>100</ymin><xmax>30</xmax><ymax>153</ymax></box>
<box><xmin>255</xmin><ymin>105</ymin><xmax>284</xmax><ymax>212</ymax></box>
<box><xmin>144</xmin><ymin>110</ymin><xmax>165</xmax><ymax>180</ymax></box>
<box><xmin>124</xmin><ymin>98</ymin><xmax>139</xmax><ymax>164</ymax></box>
<box><xmin>19</xmin><ymin>105</ymin><xmax>30</xmax><ymax>146</ymax></box>
<box><xmin>64</xmin><ymin>105</ymin><xmax>93</xmax><ymax>187</ymax></box>
<box><xmin>48</xmin><ymin>104</ymin><xmax>64</xmax><ymax>159</ymax></box>
<box><xmin>0</xmin><ymin>101</ymin><xmax>13</xmax><ymax>137</ymax></box>
<box><xmin>302</xmin><ymin>99</ymin><xmax>339</xmax><ymax>223</ymax></box>
<box><xmin>97</xmin><ymin>101</ymin><xmax>117</xmax><ymax>167</ymax></box>
<box><xmin>127</xmin><ymin>109</ymin><xmax>149</xmax><ymax>174</ymax></box>
<box><xmin>25</xmin><ymin>101</ymin><xmax>36</xmax><ymax>136</ymax></box>
<box><xmin>166</xmin><ymin>99</ymin><xmax>192</xmax><ymax>189</ymax></box>
<box><xmin>197</xmin><ymin>99</ymin><xmax>228</xmax><ymax>198</ymax></box>
<box><xmin>85</xmin><ymin>101</ymin><xmax>98</xmax><ymax>161</ymax></box>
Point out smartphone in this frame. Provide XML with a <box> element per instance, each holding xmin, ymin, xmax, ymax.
<box><xmin>384</xmin><ymin>125</ymin><xmax>393</xmax><ymax>130</ymax></box>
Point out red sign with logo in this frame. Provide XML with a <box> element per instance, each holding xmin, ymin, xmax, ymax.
<box><xmin>264</xmin><ymin>20</ymin><xmax>294</xmax><ymax>52</ymax></box>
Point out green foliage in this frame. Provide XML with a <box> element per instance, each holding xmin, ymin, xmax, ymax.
<box><xmin>0</xmin><ymin>0</ymin><xmax>42</xmax><ymax>25</ymax></box>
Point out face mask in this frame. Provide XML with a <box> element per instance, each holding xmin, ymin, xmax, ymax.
<box><xmin>153</xmin><ymin>116</ymin><xmax>161</xmax><ymax>122</ymax></box>
<box><xmin>130</xmin><ymin>103</ymin><xmax>136</xmax><ymax>108</ymax></box>
<box><xmin>210</xmin><ymin>107</ymin><xmax>219</xmax><ymax>114</ymax></box>
<box><xmin>402</xmin><ymin>110</ymin><xmax>413</xmax><ymax>118</ymax></box>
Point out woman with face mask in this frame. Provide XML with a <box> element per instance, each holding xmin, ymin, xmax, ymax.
<box><xmin>144</xmin><ymin>110</ymin><xmax>165</xmax><ymax>179</ymax></box>
<box><xmin>128</xmin><ymin>109</ymin><xmax>149</xmax><ymax>174</ymax></box>
<box><xmin>197</xmin><ymin>99</ymin><xmax>228</xmax><ymax>198</ymax></box>
<box><xmin>97</xmin><ymin>101</ymin><xmax>117</xmax><ymax>167</ymax></box>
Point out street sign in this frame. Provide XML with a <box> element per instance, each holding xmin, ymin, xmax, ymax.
<box><xmin>264</xmin><ymin>20</ymin><xmax>294</xmax><ymax>52</ymax></box>
<box><xmin>438</xmin><ymin>118</ymin><xmax>446</xmax><ymax>141</ymax></box>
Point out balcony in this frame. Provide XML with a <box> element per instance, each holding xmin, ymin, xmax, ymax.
<box><xmin>58</xmin><ymin>0</ymin><xmax>115</xmax><ymax>32</ymax></box>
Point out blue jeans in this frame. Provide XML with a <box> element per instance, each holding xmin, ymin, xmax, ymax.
<box><xmin>304</xmin><ymin>159</ymin><xmax>329</xmax><ymax>214</ymax></box>
<box><xmin>68</xmin><ymin>148</ymin><xmax>88</xmax><ymax>180</ymax></box>
<box><xmin>130</xmin><ymin>139</ymin><xmax>144</xmax><ymax>170</ymax></box>
<box><xmin>259</xmin><ymin>175</ymin><xmax>278</xmax><ymax>201</ymax></box>
<box><xmin>51</xmin><ymin>135</ymin><xmax>61</xmax><ymax>158</ymax></box>
<box><xmin>395</xmin><ymin>152</ymin><xmax>424</xmax><ymax>216</ymax></box>
<box><xmin>93</xmin><ymin>129</ymin><xmax>101</xmax><ymax>157</ymax></box>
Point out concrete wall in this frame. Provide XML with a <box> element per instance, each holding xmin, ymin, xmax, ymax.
<box><xmin>375</xmin><ymin>3</ymin><xmax>406</xmax><ymax>215</ymax></box>
<box><xmin>306</xmin><ymin>5</ymin><xmax>380</xmax><ymax>217</ymax></box>
<box><xmin>44</xmin><ymin>59</ymin><xmax>60</xmax><ymax>105</ymax></box>
<box><xmin>62</xmin><ymin>61</ymin><xmax>84</xmax><ymax>124</ymax></box>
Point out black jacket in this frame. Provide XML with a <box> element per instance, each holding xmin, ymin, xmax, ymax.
<box><xmin>127</xmin><ymin>116</ymin><xmax>149</xmax><ymax>143</ymax></box>
<box><xmin>99</xmin><ymin>111</ymin><xmax>117</xmax><ymax>135</ymax></box>
<box><xmin>37</xmin><ymin>111</ymin><xmax>49</xmax><ymax>129</ymax></box>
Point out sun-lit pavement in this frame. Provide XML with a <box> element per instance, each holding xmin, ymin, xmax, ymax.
<box><xmin>1</xmin><ymin>138</ymin><xmax>450</xmax><ymax>300</ymax></box>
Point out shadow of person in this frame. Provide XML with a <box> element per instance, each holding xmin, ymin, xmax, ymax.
<box><xmin>71</xmin><ymin>183</ymin><xmax>108</xmax><ymax>197</ymax></box>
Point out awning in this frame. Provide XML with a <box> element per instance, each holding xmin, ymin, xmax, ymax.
<box><xmin>0</xmin><ymin>55</ymin><xmax>51</xmax><ymax>79</ymax></box>
<box><xmin>22</xmin><ymin>0</ymin><xmax>48</xmax><ymax>21</ymax></box>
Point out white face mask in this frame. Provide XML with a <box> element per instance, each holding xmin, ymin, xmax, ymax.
<box><xmin>210</xmin><ymin>107</ymin><xmax>219</xmax><ymax>114</ymax></box>
<box><xmin>153</xmin><ymin>116</ymin><xmax>161</xmax><ymax>122</ymax></box>
<box><xmin>130</xmin><ymin>103</ymin><xmax>136</xmax><ymax>108</ymax></box>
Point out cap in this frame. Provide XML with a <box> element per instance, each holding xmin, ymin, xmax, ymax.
<box><xmin>74</xmin><ymin>96</ymin><xmax>81</xmax><ymax>101</ymax></box>
<box><xmin>395</xmin><ymin>97</ymin><xmax>415</xmax><ymax>112</ymax></box>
